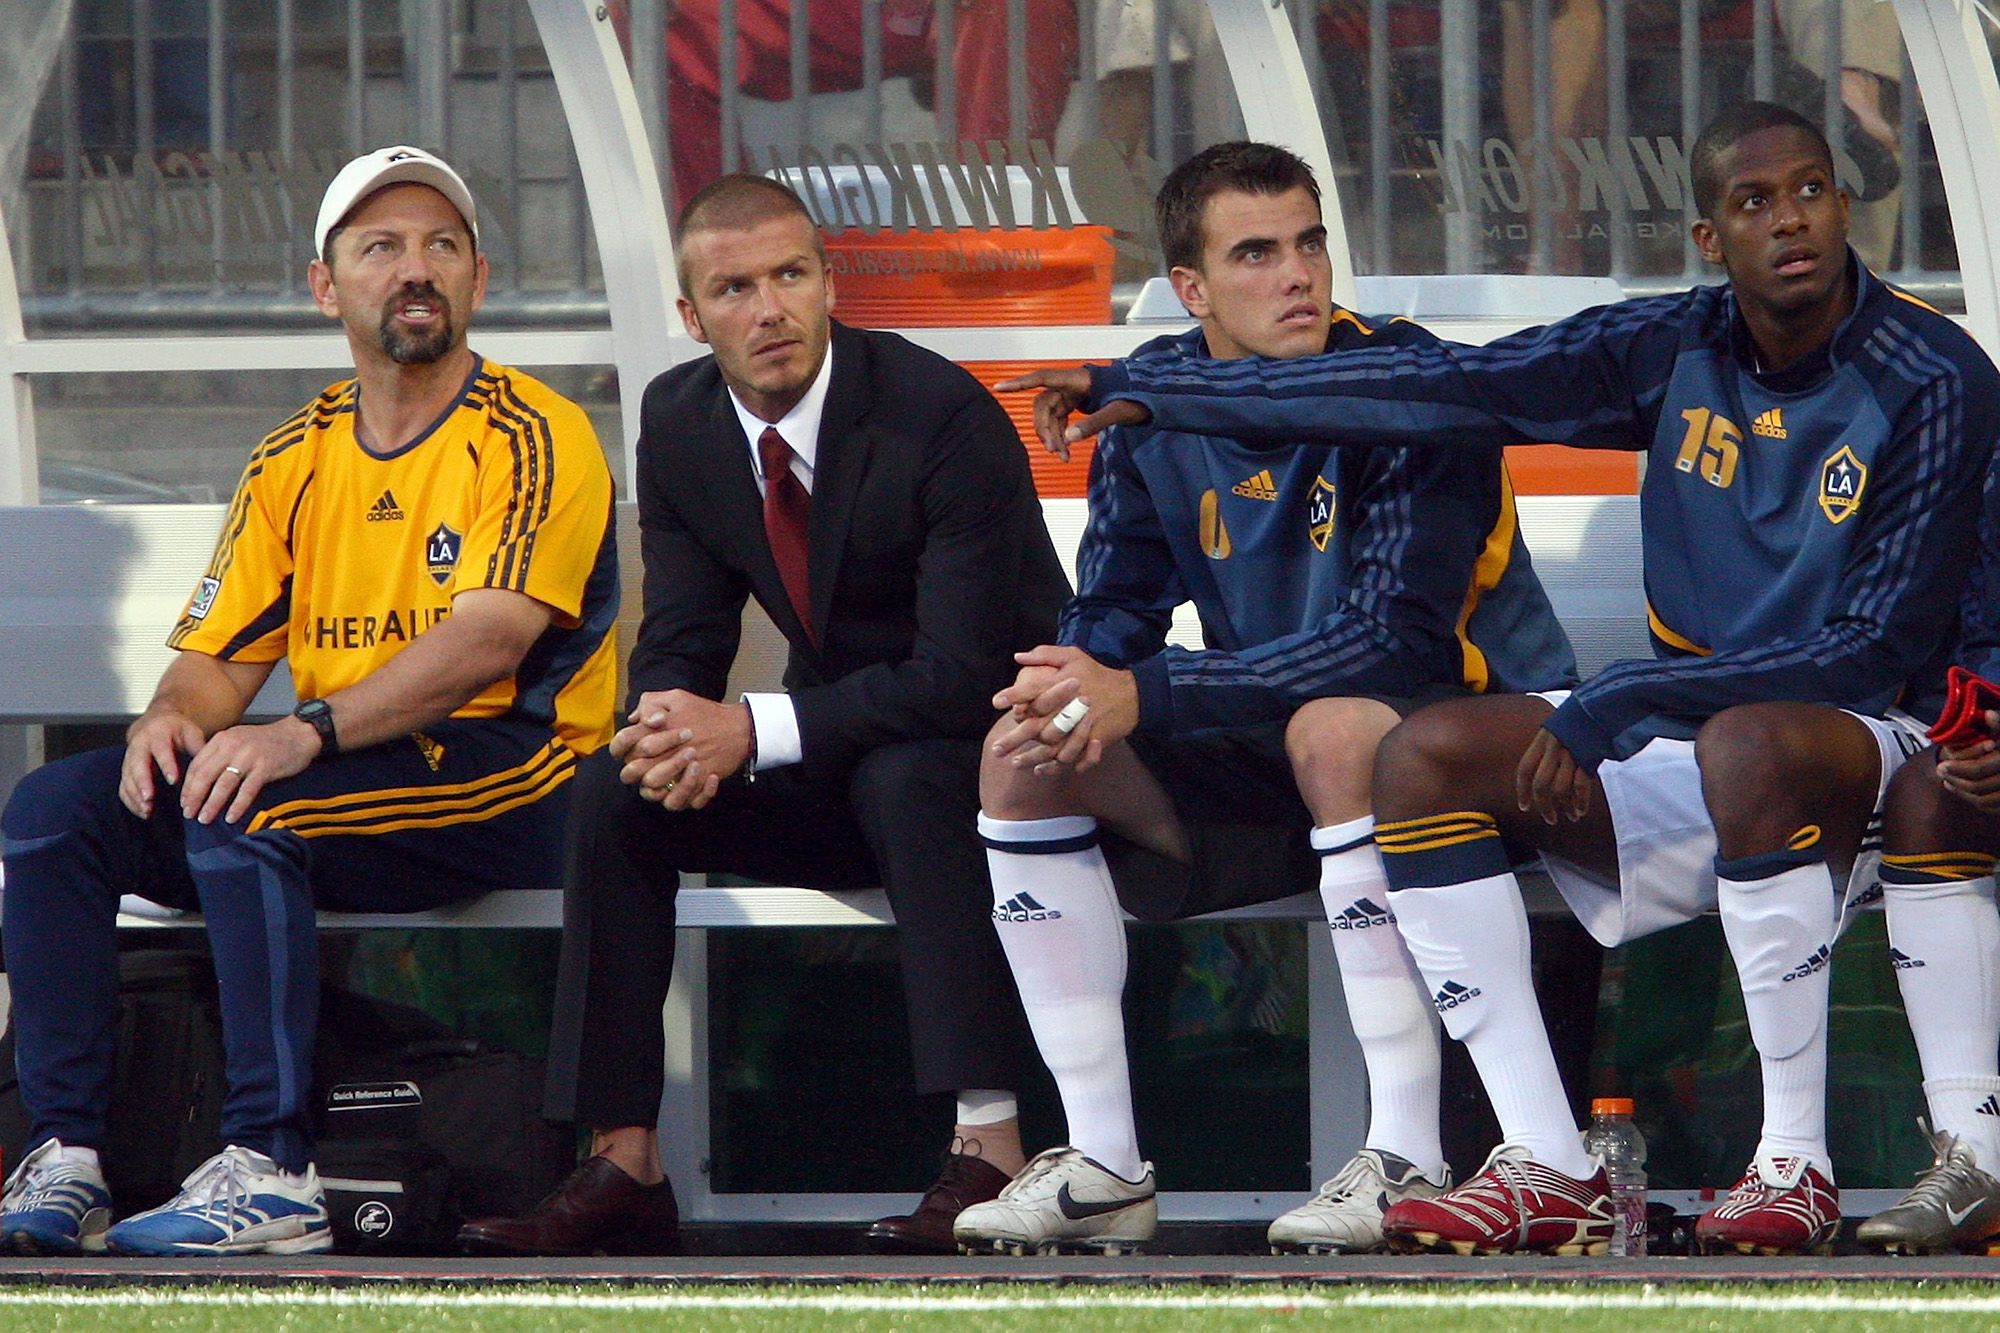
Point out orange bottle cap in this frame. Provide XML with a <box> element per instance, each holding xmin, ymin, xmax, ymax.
<box><xmin>1592</xmin><ymin>1096</ymin><xmax>1635</xmax><ymax>1115</ymax></box>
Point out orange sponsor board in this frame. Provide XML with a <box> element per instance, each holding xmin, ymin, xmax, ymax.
<box><xmin>972</xmin><ymin>359</ymin><xmax>1096</xmax><ymax>499</ymax></box>
<box><xmin>825</xmin><ymin>226</ymin><xmax>1116</xmax><ymax>328</ymax></box>
<box><xmin>1503</xmin><ymin>445</ymin><xmax>1637</xmax><ymax>495</ymax></box>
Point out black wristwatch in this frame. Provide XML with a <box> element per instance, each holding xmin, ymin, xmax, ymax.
<box><xmin>294</xmin><ymin>698</ymin><xmax>339</xmax><ymax>758</ymax></box>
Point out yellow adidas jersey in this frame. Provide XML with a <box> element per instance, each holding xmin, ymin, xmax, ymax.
<box><xmin>169</xmin><ymin>358</ymin><xmax>618</xmax><ymax>756</ymax></box>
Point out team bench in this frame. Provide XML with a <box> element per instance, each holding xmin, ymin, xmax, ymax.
<box><xmin>0</xmin><ymin>490</ymin><xmax>1657</xmax><ymax>1224</ymax></box>
<box><xmin>0</xmin><ymin>494</ymin><xmax>1643</xmax><ymax>929</ymax></box>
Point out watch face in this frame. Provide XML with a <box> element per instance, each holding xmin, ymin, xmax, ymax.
<box><xmin>297</xmin><ymin>701</ymin><xmax>336</xmax><ymax>751</ymax></box>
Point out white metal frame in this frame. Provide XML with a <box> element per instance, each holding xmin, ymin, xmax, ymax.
<box><xmin>1891</xmin><ymin>0</ymin><xmax>2000</xmax><ymax>351</ymax></box>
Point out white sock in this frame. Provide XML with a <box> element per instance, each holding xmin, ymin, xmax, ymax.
<box><xmin>1390</xmin><ymin>871</ymin><xmax>1596</xmax><ymax>1180</ymax></box>
<box><xmin>955</xmin><ymin>1090</ymin><xmax>1018</xmax><ymax>1128</ymax></box>
<box><xmin>979</xmin><ymin>813</ymin><xmax>1143</xmax><ymax>1179</ymax></box>
<box><xmin>1314</xmin><ymin>816</ymin><xmax>1445</xmax><ymax>1181</ymax></box>
<box><xmin>1924</xmin><ymin>1077</ymin><xmax>2000</xmax><ymax>1167</ymax></box>
<box><xmin>1884</xmin><ymin>875</ymin><xmax>2000</xmax><ymax>1162</ymax></box>
<box><xmin>1717</xmin><ymin>862</ymin><xmax>1835</xmax><ymax>1178</ymax></box>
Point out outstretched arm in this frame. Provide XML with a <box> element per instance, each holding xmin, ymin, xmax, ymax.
<box><xmin>994</xmin><ymin>366</ymin><xmax>1151</xmax><ymax>460</ymax></box>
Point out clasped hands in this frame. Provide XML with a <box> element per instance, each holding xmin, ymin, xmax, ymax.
<box><xmin>990</xmin><ymin>646</ymin><xmax>1139</xmax><ymax>777</ymax></box>
<box><xmin>611</xmin><ymin>690</ymin><xmax>753</xmax><ymax>810</ymax></box>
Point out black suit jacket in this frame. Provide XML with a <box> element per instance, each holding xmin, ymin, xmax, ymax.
<box><xmin>628</xmin><ymin>320</ymin><xmax>1071</xmax><ymax>777</ymax></box>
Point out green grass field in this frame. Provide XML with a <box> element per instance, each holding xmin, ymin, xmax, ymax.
<box><xmin>5</xmin><ymin>1283</ymin><xmax>2000</xmax><ymax>1331</ymax></box>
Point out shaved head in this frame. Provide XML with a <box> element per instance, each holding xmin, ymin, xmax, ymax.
<box><xmin>675</xmin><ymin>174</ymin><xmax>826</xmax><ymax>293</ymax></box>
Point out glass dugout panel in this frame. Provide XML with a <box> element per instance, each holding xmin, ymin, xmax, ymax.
<box><xmin>1307</xmin><ymin>0</ymin><xmax>1956</xmax><ymax>301</ymax></box>
<box><xmin>28</xmin><ymin>365</ymin><xmax>623</xmax><ymax>505</ymax></box>
<box><xmin>705</xmin><ymin>922</ymin><xmax>1314</xmax><ymax>1195</ymax></box>
<box><xmin>6</xmin><ymin>0</ymin><xmax>609</xmax><ymax>339</ymax></box>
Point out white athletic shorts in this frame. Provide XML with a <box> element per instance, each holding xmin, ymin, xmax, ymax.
<box><xmin>1530</xmin><ymin>691</ymin><xmax>1929</xmax><ymax>948</ymax></box>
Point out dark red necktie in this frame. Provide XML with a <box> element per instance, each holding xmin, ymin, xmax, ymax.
<box><xmin>758</xmin><ymin>426</ymin><xmax>814</xmax><ymax>641</ymax></box>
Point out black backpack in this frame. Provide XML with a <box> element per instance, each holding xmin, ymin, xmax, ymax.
<box><xmin>312</xmin><ymin>986</ymin><xmax>575</xmax><ymax>1252</ymax></box>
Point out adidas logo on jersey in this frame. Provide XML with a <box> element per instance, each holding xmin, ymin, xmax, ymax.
<box><xmin>1977</xmin><ymin>1095</ymin><xmax>2000</xmax><ymax>1118</ymax></box>
<box><xmin>1231</xmin><ymin>469</ymin><xmax>1278</xmax><ymax>501</ymax></box>
<box><xmin>1330</xmin><ymin>899</ymin><xmax>1396</xmax><ymax>931</ymax></box>
<box><xmin>992</xmin><ymin>892</ymin><xmax>1062</xmax><ymax>923</ymax></box>
<box><xmin>1432</xmin><ymin>980</ymin><xmax>1482</xmax><ymax>1012</ymax></box>
<box><xmin>1889</xmin><ymin>947</ymin><xmax>1926</xmax><ymax>970</ymax></box>
<box><xmin>367</xmin><ymin>489</ymin><xmax>406</xmax><ymax>522</ymax></box>
<box><xmin>1782</xmin><ymin>944</ymin><xmax>1831</xmax><ymax>983</ymax></box>
<box><xmin>1751</xmin><ymin>407</ymin><xmax>1787</xmax><ymax>439</ymax></box>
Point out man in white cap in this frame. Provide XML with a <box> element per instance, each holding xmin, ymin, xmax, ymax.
<box><xmin>0</xmin><ymin>146</ymin><xmax>621</xmax><ymax>1257</ymax></box>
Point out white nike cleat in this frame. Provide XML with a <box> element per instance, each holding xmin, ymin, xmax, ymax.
<box><xmin>951</xmin><ymin>1146</ymin><xmax>1156</xmax><ymax>1255</ymax></box>
<box><xmin>1267</xmin><ymin>1148</ymin><xmax>1451</xmax><ymax>1254</ymax></box>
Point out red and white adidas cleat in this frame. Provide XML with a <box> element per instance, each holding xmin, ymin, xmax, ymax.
<box><xmin>1694</xmin><ymin>1153</ymin><xmax>1840</xmax><ymax>1256</ymax></box>
<box><xmin>1380</xmin><ymin>1143</ymin><xmax>1612</xmax><ymax>1256</ymax></box>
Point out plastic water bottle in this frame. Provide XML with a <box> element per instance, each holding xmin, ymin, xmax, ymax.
<box><xmin>1585</xmin><ymin>1096</ymin><xmax>1648</xmax><ymax>1256</ymax></box>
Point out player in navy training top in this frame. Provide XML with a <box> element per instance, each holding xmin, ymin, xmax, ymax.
<box><xmin>953</xmin><ymin>142</ymin><xmax>1575</xmax><ymax>1258</ymax></box>
<box><xmin>1004</xmin><ymin>103</ymin><xmax>2000</xmax><ymax>1258</ymax></box>
<box><xmin>1861</xmin><ymin>475</ymin><xmax>2000</xmax><ymax>1254</ymax></box>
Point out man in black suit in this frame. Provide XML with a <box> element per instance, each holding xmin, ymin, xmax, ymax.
<box><xmin>457</xmin><ymin>175</ymin><xmax>1070</xmax><ymax>1256</ymax></box>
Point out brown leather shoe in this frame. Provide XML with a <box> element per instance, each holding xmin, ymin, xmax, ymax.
<box><xmin>865</xmin><ymin>1152</ymin><xmax>1012</xmax><ymax>1254</ymax></box>
<box><xmin>456</xmin><ymin>1156</ymin><xmax>681</xmax><ymax>1256</ymax></box>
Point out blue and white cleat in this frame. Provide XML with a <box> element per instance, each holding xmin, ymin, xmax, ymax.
<box><xmin>1</xmin><ymin>1138</ymin><xmax>112</xmax><ymax>1255</ymax></box>
<box><xmin>106</xmin><ymin>1145</ymin><xmax>332</xmax><ymax>1256</ymax></box>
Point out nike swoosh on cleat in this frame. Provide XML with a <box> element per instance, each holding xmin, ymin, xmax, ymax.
<box><xmin>1945</xmin><ymin>1199</ymin><xmax>1986</xmax><ymax>1227</ymax></box>
<box><xmin>1056</xmin><ymin>1182</ymin><xmax>1151</xmax><ymax>1220</ymax></box>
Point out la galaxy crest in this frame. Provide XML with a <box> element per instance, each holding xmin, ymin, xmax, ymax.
<box><xmin>426</xmin><ymin>522</ymin><xmax>463</xmax><ymax>586</ymax></box>
<box><xmin>1818</xmin><ymin>445</ymin><xmax>1866</xmax><ymax>524</ymax></box>
<box><xmin>1308</xmin><ymin>476</ymin><xmax>1337</xmax><ymax>552</ymax></box>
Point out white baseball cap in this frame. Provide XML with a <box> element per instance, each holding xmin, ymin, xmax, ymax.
<box><xmin>314</xmin><ymin>145</ymin><xmax>479</xmax><ymax>260</ymax></box>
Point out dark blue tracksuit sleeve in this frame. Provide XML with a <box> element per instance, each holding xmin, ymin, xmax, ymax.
<box><xmin>1087</xmin><ymin>302</ymin><xmax>1681</xmax><ymax>454</ymax></box>
<box><xmin>1124</xmin><ymin>444</ymin><xmax>1492</xmax><ymax>733</ymax></box>
<box><xmin>1953</xmin><ymin>454</ymin><xmax>2000</xmax><ymax>685</ymax></box>
<box><xmin>1057</xmin><ymin>425</ymin><xmax>1185</xmax><ymax>667</ymax></box>
<box><xmin>1543</xmin><ymin>370</ymin><xmax>1992</xmax><ymax>768</ymax></box>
